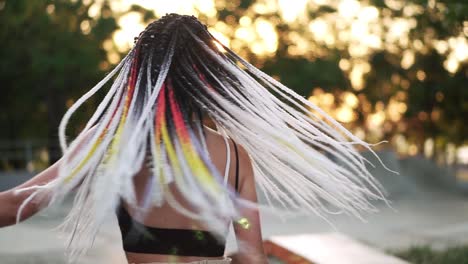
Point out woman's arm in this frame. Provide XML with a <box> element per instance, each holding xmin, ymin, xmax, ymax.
<box><xmin>0</xmin><ymin>159</ymin><xmax>61</xmax><ymax>227</ymax></box>
<box><xmin>0</xmin><ymin>127</ymin><xmax>97</xmax><ymax>227</ymax></box>
<box><xmin>231</xmin><ymin>144</ymin><xmax>268</xmax><ymax>264</ymax></box>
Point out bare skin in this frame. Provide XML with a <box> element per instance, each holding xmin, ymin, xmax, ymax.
<box><xmin>0</xmin><ymin>125</ymin><xmax>267</xmax><ymax>263</ymax></box>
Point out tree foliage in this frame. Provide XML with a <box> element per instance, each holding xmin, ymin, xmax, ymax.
<box><xmin>0</xmin><ymin>0</ymin><xmax>118</xmax><ymax>163</ymax></box>
<box><xmin>208</xmin><ymin>0</ymin><xmax>467</xmax><ymax>159</ymax></box>
<box><xmin>0</xmin><ymin>0</ymin><xmax>466</xmax><ymax>167</ymax></box>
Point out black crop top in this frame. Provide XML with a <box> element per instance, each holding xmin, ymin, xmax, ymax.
<box><xmin>117</xmin><ymin>139</ymin><xmax>239</xmax><ymax>257</ymax></box>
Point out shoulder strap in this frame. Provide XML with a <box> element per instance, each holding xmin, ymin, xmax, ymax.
<box><xmin>231</xmin><ymin>139</ymin><xmax>239</xmax><ymax>193</ymax></box>
<box><xmin>222</xmin><ymin>135</ymin><xmax>231</xmax><ymax>185</ymax></box>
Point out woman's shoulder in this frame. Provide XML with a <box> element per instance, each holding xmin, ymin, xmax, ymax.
<box><xmin>203</xmin><ymin>127</ymin><xmax>250</xmax><ymax>161</ymax></box>
<box><xmin>202</xmin><ymin>126</ymin><xmax>253</xmax><ymax>183</ymax></box>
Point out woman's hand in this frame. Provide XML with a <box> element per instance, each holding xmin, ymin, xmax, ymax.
<box><xmin>0</xmin><ymin>126</ymin><xmax>97</xmax><ymax>227</ymax></box>
<box><xmin>0</xmin><ymin>157</ymin><xmax>61</xmax><ymax>227</ymax></box>
<box><xmin>0</xmin><ymin>191</ymin><xmax>17</xmax><ymax>227</ymax></box>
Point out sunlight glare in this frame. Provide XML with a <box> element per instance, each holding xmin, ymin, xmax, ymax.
<box><xmin>194</xmin><ymin>0</ymin><xmax>217</xmax><ymax>17</ymax></box>
<box><xmin>88</xmin><ymin>3</ymin><xmax>101</xmax><ymax>17</ymax></box>
<box><xmin>119</xmin><ymin>0</ymin><xmax>197</xmax><ymax>17</ymax></box>
<box><xmin>309</xmin><ymin>19</ymin><xmax>329</xmax><ymax>42</ymax></box>
<box><xmin>341</xmin><ymin>92</ymin><xmax>359</xmax><ymax>108</ymax></box>
<box><xmin>384</xmin><ymin>0</ymin><xmax>404</xmax><ymax>11</ymax></box>
<box><xmin>208</xmin><ymin>28</ymin><xmax>231</xmax><ymax>49</ymax></box>
<box><xmin>359</xmin><ymin>6</ymin><xmax>379</xmax><ymax>22</ymax></box>
<box><xmin>114</xmin><ymin>12</ymin><xmax>145</xmax><ymax>51</ymax></box>
<box><xmin>239</xmin><ymin>16</ymin><xmax>252</xmax><ymax>26</ymax></box>
<box><xmin>339</xmin><ymin>59</ymin><xmax>351</xmax><ymax>71</ymax></box>
<box><xmin>338</xmin><ymin>0</ymin><xmax>361</xmax><ymax>19</ymax></box>
<box><xmin>387</xmin><ymin>19</ymin><xmax>410</xmax><ymax>41</ymax></box>
<box><xmin>335</xmin><ymin>106</ymin><xmax>356</xmax><ymax>123</ymax></box>
<box><xmin>349</xmin><ymin>62</ymin><xmax>370</xmax><ymax>90</ymax></box>
<box><xmin>387</xmin><ymin>99</ymin><xmax>405</xmax><ymax>121</ymax></box>
<box><xmin>433</xmin><ymin>40</ymin><xmax>449</xmax><ymax>54</ymax></box>
<box><xmin>367</xmin><ymin>111</ymin><xmax>385</xmax><ymax>127</ymax></box>
<box><xmin>235</xmin><ymin>27</ymin><xmax>256</xmax><ymax>42</ymax></box>
<box><xmin>457</xmin><ymin>146</ymin><xmax>468</xmax><ymax>164</ymax></box>
<box><xmin>444</xmin><ymin>56</ymin><xmax>459</xmax><ymax>73</ymax></box>
<box><xmin>403</xmin><ymin>4</ymin><xmax>424</xmax><ymax>17</ymax></box>
<box><xmin>451</xmin><ymin>36</ymin><xmax>468</xmax><ymax>62</ymax></box>
<box><xmin>287</xmin><ymin>32</ymin><xmax>309</xmax><ymax>56</ymax></box>
<box><xmin>254</xmin><ymin>19</ymin><xmax>278</xmax><ymax>54</ymax></box>
<box><xmin>252</xmin><ymin>1</ymin><xmax>278</xmax><ymax>14</ymax></box>
<box><xmin>351</xmin><ymin>22</ymin><xmax>368</xmax><ymax>39</ymax></box>
<box><xmin>278</xmin><ymin>0</ymin><xmax>308</xmax><ymax>22</ymax></box>
<box><xmin>401</xmin><ymin>50</ymin><xmax>415</xmax><ymax>69</ymax></box>
<box><xmin>348</xmin><ymin>44</ymin><xmax>369</xmax><ymax>57</ymax></box>
<box><xmin>363</xmin><ymin>34</ymin><xmax>382</xmax><ymax>49</ymax></box>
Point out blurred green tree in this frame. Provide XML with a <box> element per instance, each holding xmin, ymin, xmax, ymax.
<box><xmin>362</xmin><ymin>0</ymin><xmax>468</xmax><ymax>158</ymax></box>
<box><xmin>208</xmin><ymin>0</ymin><xmax>467</xmax><ymax>161</ymax></box>
<box><xmin>0</xmin><ymin>0</ymin><xmax>466</xmax><ymax>167</ymax></box>
<box><xmin>0</xmin><ymin>0</ymin><xmax>119</xmax><ymax>164</ymax></box>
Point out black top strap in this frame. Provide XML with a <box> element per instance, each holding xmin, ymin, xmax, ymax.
<box><xmin>231</xmin><ymin>139</ymin><xmax>239</xmax><ymax>193</ymax></box>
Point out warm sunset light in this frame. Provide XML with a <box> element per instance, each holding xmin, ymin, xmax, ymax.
<box><xmin>110</xmin><ymin>0</ymin><xmax>216</xmax><ymax>50</ymax></box>
<box><xmin>98</xmin><ymin>0</ymin><xmax>467</xmax><ymax>159</ymax></box>
<box><xmin>2</xmin><ymin>2</ymin><xmax>467</xmax><ymax>263</ymax></box>
<box><xmin>110</xmin><ymin>0</ymin><xmax>319</xmax><ymax>55</ymax></box>
<box><xmin>113</xmin><ymin>11</ymin><xmax>145</xmax><ymax>51</ymax></box>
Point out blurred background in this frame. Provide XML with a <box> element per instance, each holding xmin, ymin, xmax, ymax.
<box><xmin>0</xmin><ymin>0</ymin><xmax>467</xmax><ymax>263</ymax></box>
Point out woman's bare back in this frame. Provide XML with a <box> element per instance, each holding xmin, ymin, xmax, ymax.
<box><xmin>122</xmin><ymin>126</ymin><xmax>243</xmax><ymax>263</ymax></box>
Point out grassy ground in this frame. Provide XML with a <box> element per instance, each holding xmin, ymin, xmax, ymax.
<box><xmin>391</xmin><ymin>245</ymin><xmax>468</xmax><ymax>264</ymax></box>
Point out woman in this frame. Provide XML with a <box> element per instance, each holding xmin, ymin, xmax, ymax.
<box><xmin>0</xmin><ymin>14</ymin><xmax>389</xmax><ymax>263</ymax></box>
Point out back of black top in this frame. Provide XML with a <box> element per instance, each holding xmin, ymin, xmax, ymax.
<box><xmin>117</xmin><ymin>139</ymin><xmax>240</xmax><ymax>257</ymax></box>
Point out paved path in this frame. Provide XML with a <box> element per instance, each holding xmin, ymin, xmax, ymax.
<box><xmin>267</xmin><ymin>233</ymin><xmax>410</xmax><ymax>264</ymax></box>
<box><xmin>1</xmin><ymin>153</ymin><xmax>467</xmax><ymax>263</ymax></box>
<box><xmin>1</xmin><ymin>191</ymin><xmax>467</xmax><ymax>263</ymax></box>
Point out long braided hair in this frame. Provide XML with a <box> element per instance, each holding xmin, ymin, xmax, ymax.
<box><xmin>18</xmin><ymin>13</ymin><xmax>392</xmax><ymax>261</ymax></box>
